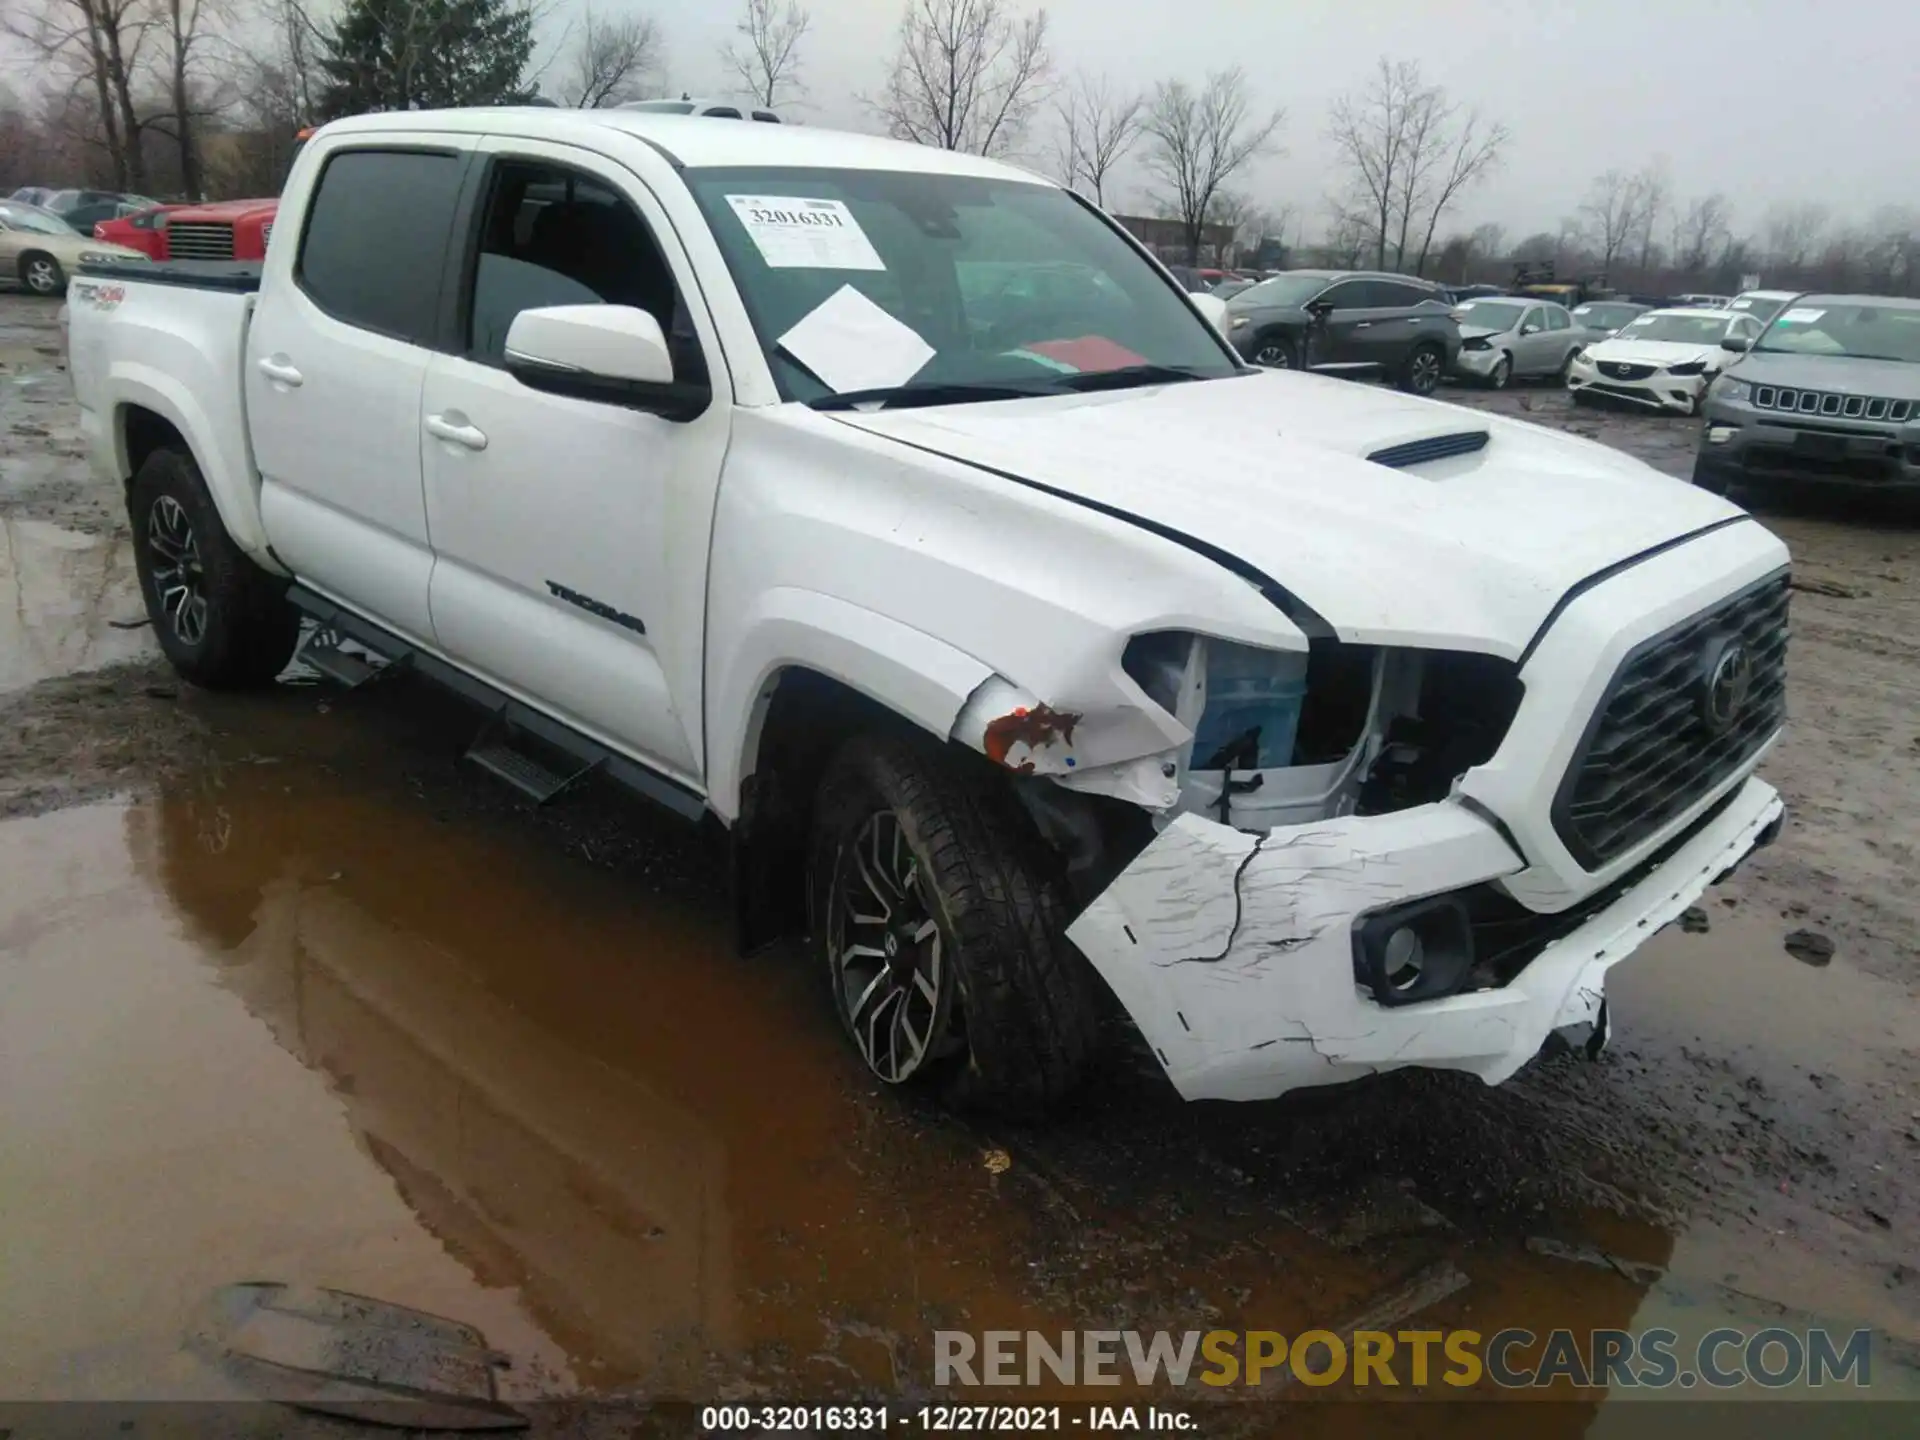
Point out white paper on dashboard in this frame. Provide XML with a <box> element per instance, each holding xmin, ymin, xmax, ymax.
<box><xmin>776</xmin><ymin>284</ymin><xmax>935</xmax><ymax>394</ymax></box>
<box><xmin>1777</xmin><ymin>307</ymin><xmax>1825</xmax><ymax>323</ymax></box>
<box><xmin>725</xmin><ymin>195</ymin><xmax>885</xmax><ymax>270</ymax></box>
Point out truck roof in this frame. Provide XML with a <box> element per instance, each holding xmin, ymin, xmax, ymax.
<box><xmin>315</xmin><ymin>109</ymin><xmax>1053</xmax><ymax>185</ymax></box>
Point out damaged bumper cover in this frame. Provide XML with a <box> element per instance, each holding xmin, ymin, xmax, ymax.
<box><xmin>1066</xmin><ymin>776</ymin><xmax>1784</xmax><ymax>1102</ymax></box>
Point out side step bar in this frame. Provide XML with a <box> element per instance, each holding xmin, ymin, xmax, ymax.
<box><xmin>284</xmin><ymin>584</ymin><xmax>705</xmax><ymax>822</ymax></box>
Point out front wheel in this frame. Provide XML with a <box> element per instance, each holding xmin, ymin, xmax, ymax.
<box><xmin>19</xmin><ymin>252</ymin><xmax>63</xmax><ymax>296</ymax></box>
<box><xmin>1249</xmin><ymin>333</ymin><xmax>1299</xmax><ymax>370</ymax></box>
<box><xmin>1690</xmin><ymin>455</ymin><xmax>1733</xmax><ymax>495</ymax></box>
<box><xmin>808</xmin><ymin>734</ymin><xmax>1099</xmax><ymax>1114</ymax></box>
<box><xmin>1486</xmin><ymin>353</ymin><xmax>1513</xmax><ymax>390</ymax></box>
<box><xmin>130</xmin><ymin>446</ymin><xmax>302</xmax><ymax>688</ymax></box>
<box><xmin>1400</xmin><ymin>343</ymin><xmax>1445</xmax><ymax>395</ymax></box>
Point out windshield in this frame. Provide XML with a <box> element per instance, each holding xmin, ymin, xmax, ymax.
<box><xmin>1754</xmin><ymin>302</ymin><xmax>1920</xmax><ymax>363</ymax></box>
<box><xmin>1729</xmin><ymin>294</ymin><xmax>1790</xmax><ymax>323</ymax></box>
<box><xmin>686</xmin><ymin>167</ymin><xmax>1239</xmax><ymax>403</ymax></box>
<box><xmin>1573</xmin><ymin>303</ymin><xmax>1641</xmax><ymax>330</ymax></box>
<box><xmin>0</xmin><ymin>204</ymin><xmax>74</xmax><ymax>235</ymax></box>
<box><xmin>1456</xmin><ymin>299</ymin><xmax>1527</xmax><ymax>330</ymax></box>
<box><xmin>1232</xmin><ymin>273</ymin><xmax>1332</xmax><ymax>309</ymax></box>
<box><xmin>1615</xmin><ymin>313</ymin><xmax>1731</xmax><ymax>345</ymax></box>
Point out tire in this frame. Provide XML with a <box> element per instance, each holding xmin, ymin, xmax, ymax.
<box><xmin>1690</xmin><ymin>455</ymin><xmax>1733</xmax><ymax>495</ymax></box>
<box><xmin>19</xmin><ymin>251</ymin><xmax>63</xmax><ymax>296</ymax></box>
<box><xmin>1399</xmin><ymin>342</ymin><xmax>1445</xmax><ymax>395</ymax></box>
<box><xmin>1486</xmin><ymin>353</ymin><xmax>1513</xmax><ymax>390</ymax></box>
<box><xmin>808</xmin><ymin>732</ymin><xmax>1099</xmax><ymax>1114</ymax></box>
<box><xmin>129</xmin><ymin>446</ymin><xmax>301</xmax><ymax>689</ymax></box>
<box><xmin>1555</xmin><ymin>347</ymin><xmax>1578</xmax><ymax>381</ymax></box>
<box><xmin>1249</xmin><ymin>333</ymin><xmax>1299</xmax><ymax>370</ymax></box>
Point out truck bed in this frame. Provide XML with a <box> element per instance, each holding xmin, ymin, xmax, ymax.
<box><xmin>76</xmin><ymin>258</ymin><xmax>262</xmax><ymax>293</ymax></box>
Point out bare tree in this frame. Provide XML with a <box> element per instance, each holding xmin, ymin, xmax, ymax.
<box><xmin>1671</xmin><ymin>193</ymin><xmax>1731</xmax><ymax>275</ymax></box>
<box><xmin>1141</xmin><ymin>67</ymin><xmax>1283</xmax><ymax>265</ymax></box>
<box><xmin>1324</xmin><ymin>58</ymin><xmax>1507</xmax><ymax>276</ymax></box>
<box><xmin>560</xmin><ymin>9</ymin><xmax>662</xmax><ymax>108</ymax></box>
<box><xmin>1578</xmin><ymin>170</ymin><xmax>1643</xmax><ymax>273</ymax></box>
<box><xmin>7</xmin><ymin>0</ymin><xmax>153</xmax><ymax>189</ymax></box>
<box><xmin>1467</xmin><ymin>220</ymin><xmax>1507</xmax><ymax>262</ymax></box>
<box><xmin>145</xmin><ymin>0</ymin><xmax>225</xmax><ymax>196</ymax></box>
<box><xmin>722</xmin><ymin>0</ymin><xmax>809</xmax><ymax>110</ymax></box>
<box><xmin>1763</xmin><ymin>201</ymin><xmax>1829</xmax><ymax>272</ymax></box>
<box><xmin>868</xmin><ymin>0</ymin><xmax>1052</xmax><ymax>158</ymax></box>
<box><xmin>1629</xmin><ymin>162</ymin><xmax>1669</xmax><ymax>276</ymax></box>
<box><xmin>1050</xmin><ymin>71</ymin><xmax>1140</xmax><ymax>207</ymax></box>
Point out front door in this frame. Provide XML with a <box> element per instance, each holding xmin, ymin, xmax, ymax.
<box><xmin>245</xmin><ymin>141</ymin><xmax>473</xmax><ymax>641</ymax></box>
<box><xmin>420</xmin><ymin>140</ymin><xmax>731</xmax><ymax>785</ymax></box>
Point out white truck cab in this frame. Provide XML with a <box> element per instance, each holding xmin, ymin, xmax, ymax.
<box><xmin>67</xmin><ymin>108</ymin><xmax>1789</xmax><ymax>1114</ymax></box>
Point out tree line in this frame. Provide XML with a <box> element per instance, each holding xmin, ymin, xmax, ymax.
<box><xmin>1</xmin><ymin>0</ymin><xmax>1913</xmax><ymax>297</ymax></box>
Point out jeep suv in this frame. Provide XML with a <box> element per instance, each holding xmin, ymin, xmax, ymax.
<box><xmin>1223</xmin><ymin>270</ymin><xmax>1460</xmax><ymax>394</ymax></box>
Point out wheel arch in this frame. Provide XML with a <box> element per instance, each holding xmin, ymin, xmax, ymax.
<box><xmin>108</xmin><ymin>372</ymin><xmax>281</xmax><ymax>570</ymax></box>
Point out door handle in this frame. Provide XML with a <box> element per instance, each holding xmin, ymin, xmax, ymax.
<box><xmin>256</xmin><ymin>356</ymin><xmax>303</xmax><ymax>386</ymax></box>
<box><xmin>426</xmin><ymin>413</ymin><xmax>488</xmax><ymax>452</ymax></box>
<box><xmin>1352</xmin><ymin>321</ymin><xmax>1373</xmax><ymax>329</ymax></box>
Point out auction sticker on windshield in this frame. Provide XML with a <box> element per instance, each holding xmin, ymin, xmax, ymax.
<box><xmin>725</xmin><ymin>196</ymin><xmax>885</xmax><ymax>271</ymax></box>
<box><xmin>1776</xmin><ymin>308</ymin><xmax>1825</xmax><ymax>324</ymax></box>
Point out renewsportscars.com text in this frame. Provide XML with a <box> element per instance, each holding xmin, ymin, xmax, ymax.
<box><xmin>934</xmin><ymin>1327</ymin><xmax>1875</xmax><ymax>1390</ymax></box>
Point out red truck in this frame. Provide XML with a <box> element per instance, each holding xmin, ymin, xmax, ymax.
<box><xmin>92</xmin><ymin>127</ymin><xmax>310</xmax><ymax>261</ymax></box>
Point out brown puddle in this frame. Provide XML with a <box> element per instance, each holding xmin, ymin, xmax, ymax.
<box><xmin>0</xmin><ymin>752</ymin><xmax>1914</xmax><ymax>1421</ymax></box>
<box><xmin>0</xmin><ymin>517</ymin><xmax>152</xmax><ymax>693</ymax></box>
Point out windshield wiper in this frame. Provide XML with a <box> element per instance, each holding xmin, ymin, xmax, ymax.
<box><xmin>808</xmin><ymin>381</ymin><xmax>1056</xmax><ymax>412</ymax></box>
<box><xmin>1047</xmin><ymin>363</ymin><xmax>1216</xmax><ymax>393</ymax></box>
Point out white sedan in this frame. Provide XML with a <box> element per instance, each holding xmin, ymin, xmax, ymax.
<box><xmin>1567</xmin><ymin>308</ymin><xmax>1764</xmax><ymax>414</ymax></box>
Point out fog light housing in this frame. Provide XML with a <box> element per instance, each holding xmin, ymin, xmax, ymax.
<box><xmin>1353</xmin><ymin>896</ymin><xmax>1475</xmax><ymax>1006</ymax></box>
<box><xmin>1707</xmin><ymin>426</ymin><xmax>1735</xmax><ymax>444</ymax></box>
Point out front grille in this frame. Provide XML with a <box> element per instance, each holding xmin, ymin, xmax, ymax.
<box><xmin>1599</xmin><ymin>361</ymin><xmax>1654</xmax><ymax>380</ymax></box>
<box><xmin>1751</xmin><ymin>385</ymin><xmax>1912</xmax><ymax>423</ymax></box>
<box><xmin>1554</xmin><ymin>571</ymin><xmax>1789</xmax><ymax>868</ymax></box>
<box><xmin>167</xmin><ymin>221</ymin><xmax>235</xmax><ymax>260</ymax></box>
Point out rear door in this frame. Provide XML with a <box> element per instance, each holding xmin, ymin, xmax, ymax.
<box><xmin>245</xmin><ymin>139</ymin><xmax>474</xmax><ymax>642</ymax></box>
<box><xmin>1511</xmin><ymin>305</ymin><xmax>1555</xmax><ymax>374</ymax></box>
<box><xmin>418</xmin><ymin>137</ymin><xmax>732</xmax><ymax>783</ymax></box>
<box><xmin>1344</xmin><ymin>279</ymin><xmax>1434</xmax><ymax>373</ymax></box>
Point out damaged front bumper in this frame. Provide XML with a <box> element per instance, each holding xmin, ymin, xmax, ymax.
<box><xmin>1066</xmin><ymin>776</ymin><xmax>1784</xmax><ymax>1102</ymax></box>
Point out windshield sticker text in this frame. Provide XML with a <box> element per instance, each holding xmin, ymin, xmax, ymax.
<box><xmin>1777</xmin><ymin>308</ymin><xmax>1824</xmax><ymax>324</ymax></box>
<box><xmin>725</xmin><ymin>195</ymin><xmax>885</xmax><ymax>271</ymax></box>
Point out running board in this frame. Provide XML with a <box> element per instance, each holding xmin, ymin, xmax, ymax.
<box><xmin>295</xmin><ymin>625</ymin><xmax>395</xmax><ymax>688</ymax></box>
<box><xmin>465</xmin><ymin>709</ymin><xmax>600</xmax><ymax>805</ymax></box>
<box><xmin>282</xmin><ymin>584</ymin><xmax>706</xmax><ymax>823</ymax></box>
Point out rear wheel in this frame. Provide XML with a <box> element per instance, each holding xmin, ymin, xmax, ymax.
<box><xmin>808</xmin><ymin>733</ymin><xmax>1099</xmax><ymax>1114</ymax></box>
<box><xmin>1400</xmin><ymin>342</ymin><xmax>1445</xmax><ymax>395</ymax></box>
<box><xmin>130</xmin><ymin>446</ymin><xmax>301</xmax><ymax>688</ymax></box>
<box><xmin>19</xmin><ymin>252</ymin><xmax>63</xmax><ymax>296</ymax></box>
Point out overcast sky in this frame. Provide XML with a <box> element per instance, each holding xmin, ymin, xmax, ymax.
<box><xmin>562</xmin><ymin>0</ymin><xmax>1910</xmax><ymax>241</ymax></box>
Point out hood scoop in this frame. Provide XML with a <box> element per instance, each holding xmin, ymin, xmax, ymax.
<box><xmin>1366</xmin><ymin>430</ymin><xmax>1490</xmax><ymax>470</ymax></box>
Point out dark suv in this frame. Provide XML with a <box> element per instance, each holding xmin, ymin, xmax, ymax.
<box><xmin>1223</xmin><ymin>269</ymin><xmax>1460</xmax><ymax>394</ymax></box>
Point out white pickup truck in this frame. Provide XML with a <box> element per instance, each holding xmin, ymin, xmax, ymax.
<box><xmin>67</xmin><ymin>108</ymin><xmax>1789</xmax><ymax>1114</ymax></box>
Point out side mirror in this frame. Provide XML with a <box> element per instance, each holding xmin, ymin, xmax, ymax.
<box><xmin>1521</xmin><ymin>323</ymin><xmax>1541</xmax><ymax>335</ymax></box>
<box><xmin>1190</xmin><ymin>291</ymin><xmax>1229</xmax><ymax>334</ymax></box>
<box><xmin>1719</xmin><ymin>335</ymin><xmax>1751</xmax><ymax>353</ymax></box>
<box><xmin>503</xmin><ymin>304</ymin><xmax>708</xmax><ymax>420</ymax></box>
<box><xmin>1306</xmin><ymin>298</ymin><xmax>1334</xmax><ymax>317</ymax></box>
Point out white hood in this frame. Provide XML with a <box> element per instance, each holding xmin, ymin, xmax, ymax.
<box><xmin>1584</xmin><ymin>338</ymin><xmax>1719</xmax><ymax>369</ymax></box>
<box><xmin>832</xmin><ymin>370</ymin><xmax>1746</xmax><ymax>657</ymax></box>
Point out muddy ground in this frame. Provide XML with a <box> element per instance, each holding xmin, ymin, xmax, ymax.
<box><xmin>2</xmin><ymin>291</ymin><xmax>1916</xmax><ymax>1434</ymax></box>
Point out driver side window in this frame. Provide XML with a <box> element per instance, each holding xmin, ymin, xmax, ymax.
<box><xmin>464</xmin><ymin>159</ymin><xmax>708</xmax><ymax>385</ymax></box>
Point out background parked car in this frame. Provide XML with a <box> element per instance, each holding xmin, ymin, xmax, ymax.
<box><xmin>0</xmin><ymin>200</ymin><xmax>141</xmax><ymax>294</ymax></box>
<box><xmin>1224</xmin><ymin>268</ymin><xmax>1459</xmax><ymax>393</ymax></box>
<box><xmin>58</xmin><ymin>193</ymin><xmax>159</xmax><ymax>232</ymax></box>
<box><xmin>7</xmin><ymin>186</ymin><xmax>57</xmax><ymax>208</ymax></box>
<box><xmin>1726</xmin><ymin>289</ymin><xmax>1800</xmax><ymax>325</ymax></box>
<box><xmin>1672</xmin><ymin>293</ymin><xmax>1731</xmax><ymax>309</ymax></box>
<box><xmin>153</xmin><ymin>197</ymin><xmax>280</xmax><ymax>260</ymax></box>
<box><xmin>1567</xmin><ymin>306</ymin><xmax>1763</xmax><ymax>414</ymax></box>
<box><xmin>1450</xmin><ymin>297</ymin><xmax>1585</xmax><ymax>388</ymax></box>
<box><xmin>617</xmin><ymin>96</ymin><xmax>782</xmax><ymax>122</ymax></box>
<box><xmin>1568</xmin><ymin>299</ymin><xmax>1648</xmax><ymax>336</ymax></box>
<box><xmin>91</xmin><ymin>203</ymin><xmax>187</xmax><ymax>260</ymax></box>
<box><xmin>1211</xmin><ymin>277</ymin><xmax>1256</xmax><ymax>301</ymax></box>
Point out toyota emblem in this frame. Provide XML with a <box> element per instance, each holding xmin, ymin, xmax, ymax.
<box><xmin>1700</xmin><ymin>637</ymin><xmax>1754</xmax><ymax>732</ymax></box>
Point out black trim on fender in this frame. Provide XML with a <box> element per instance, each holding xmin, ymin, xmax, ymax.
<box><xmin>828</xmin><ymin>419</ymin><xmax>1335</xmax><ymax>639</ymax></box>
<box><xmin>1515</xmin><ymin>514</ymin><xmax>1755</xmax><ymax>669</ymax></box>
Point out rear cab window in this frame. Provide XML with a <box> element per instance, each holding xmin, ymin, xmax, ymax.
<box><xmin>296</xmin><ymin>148</ymin><xmax>468</xmax><ymax>346</ymax></box>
